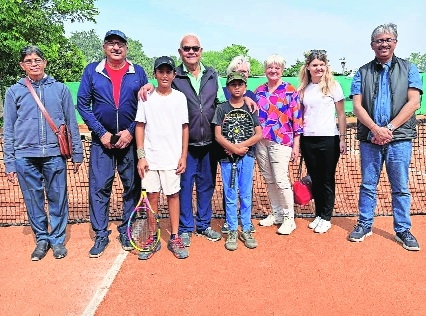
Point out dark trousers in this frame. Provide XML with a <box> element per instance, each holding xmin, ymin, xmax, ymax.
<box><xmin>300</xmin><ymin>135</ymin><xmax>340</xmax><ymax>221</ymax></box>
<box><xmin>179</xmin><ymin>144</ymin><xmax>217</xmax><ymax>233</ymax></box>
<box><xmin>88</xmin><ymin>142</ymin><xmax>140</xmax><ymax>237</ymax></box>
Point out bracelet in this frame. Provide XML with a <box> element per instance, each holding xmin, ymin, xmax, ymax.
<box><xmin>136</xmin><ymin>148</ymin><xmax>146</xmax><ymax>159</ymax></box>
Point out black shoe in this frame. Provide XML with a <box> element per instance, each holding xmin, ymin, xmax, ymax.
<box><xmin>89</xmin><ymin>236</ymin><xmax>110</xmax><ymax>258</ymax></box>
<box><xmin>31</xmin><ymin>240</ymin><xmax>50</xmax><ymax>261</ymax></box>
<box><xmin>118</xmin><ymin>234</ymin><xmax>133</xmax><ymax>251</ymax></box>
<box><xmin>395</xmin><ymin>230</ymin><xmax>420</xmax><ymax>251</ymax></box>
<box><xmin>52</xmin><ymin>244</ymin><xmax>68</xmax><ymax>259</ymax></box>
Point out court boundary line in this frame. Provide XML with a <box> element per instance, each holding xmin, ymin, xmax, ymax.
<box><xmin>82</xmin><ymin>250</ymin><xmax>129</xmax><ymax>316</ymax></box>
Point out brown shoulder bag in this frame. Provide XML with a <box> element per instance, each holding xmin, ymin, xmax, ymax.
<box><xmin>25</xmin><ymin>78</ymin><xmax>73</xmax><ymax>159</ymax></box>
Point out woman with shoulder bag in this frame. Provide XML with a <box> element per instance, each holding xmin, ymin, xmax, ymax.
<box><xmin>298</xmin><ymin>50</ymin><xmax>347</xmax><ymax>234</ymax></box>
<box><xmin>3</xmin><ymin>46</ymin><xmax>83</xmax><ymax>260</ymax></box>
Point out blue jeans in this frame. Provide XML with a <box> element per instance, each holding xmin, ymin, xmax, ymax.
<box><xmin>89</xmin><ymin>142</ymin><xmax>140</xmax><ymax>238</ymax></box>
<box><xmin>358</xmin><ymin>140</ymin><xmax>412</xmax><ymax>232</ymax></box>
<box><xmin>179</xmin><ymin>144</ymin><xmax>216</xmax><ymax>234</ymax></box>
<box><xmin>15</xmin><ymin>156</ymin><xmax>68</xmax><ymax>245</ymax></box>
<box><xmin>221</xmin><ymin>155</ymin><xmax>255</xmax><ymax>232</ymax></box>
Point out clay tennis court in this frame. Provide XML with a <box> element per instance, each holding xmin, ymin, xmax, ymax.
<box><xmin>1</xmin><ymin>216</ymin><xmax>425</xmax><ymax>315</ymax></box>
<box><xmin>1</xmin><ymin>119</ymin><xmax>426</xmax><ymax>315</ymax></box>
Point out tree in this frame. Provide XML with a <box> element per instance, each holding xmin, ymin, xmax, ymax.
<box><xmin>407</xmin><ymin>52</ymin><xmax>426</xmax><ymax>72</ymax></box>
<box><xmin>0</xmin><ymin>0</ymin><xmax>98</xmax><ymax>91</ymax></box>
<box><xmin>202</xmin><ymin>44</ymin><xmax>263</xmax><ymax>77</ymax></box>
<box><xmin>69</xmin><ymin>29</ymin><xmax>104</xmax><ymax>64</ymax></box>
<box><xmin>126</xmin><ymin>38</ymin><xmax>155</xmax><ymax>78</ymax></box>
<box><xmin>283</xmin><ymin>59</ymin><xmax>304</xmax><ymax>77</ymax></box>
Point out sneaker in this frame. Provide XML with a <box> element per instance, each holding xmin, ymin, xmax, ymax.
<box><xmin>167</xmin><ymin>237</ymin><xmax>189</xmax><ymax>259</ymax></box>
<box><xmin>89</xmin><ymin>236</ymin><xmax>110</xmax><ymax>258</ymax></box>
<box><xmin>31</xmin><ymin>240</ymin><xmax>50</xmax><ymax>261</ymax></box>
<box><xmin>277</xmin><ymin>216</ymin><xmax>296</xmax><ymax>235</ymax></box>
<box><xmin>118</xmin><ymin>234</ymin><xmax>133</xmax><ymax>251</ymax></box>
<box><xmin>52</xmin><ymin>244</ymin><xmax>67</xmax><ymax>259</ymax></box>
<box><xmin>308</xmin><ymin>216</ymin><xmax>321</xmax><ymax>229</ymax></box>
<box><xmin>259</xmin><ymin>214</ymin><xmax>283</xmax><ymax>227</ymax></box>
<box><xmin>196</xmin><ymin>227</ymin><xmax>222</xmax><ymax>242</ymax></box>
<box><xmin>314</xmin><ymin>219</ymin><xmax>332</xmax><ymax>233</ymax></box>
<box><xmin>179</xmin><ymin>232</ymin><xmax>192</xmax><ymax>247</ymax></box>
<box><xmin>138</xmin><ymin>236</ymin><xmax>162</xmax><ymax>260</ymax></box>
<box><xmin>395</xmin><ymin>230</ymin><xmax>420</xmax><ymax>251</ymax></box>
<box><xmin>240</xmin><ymin>230</ymin><xmax>258</xmax><ymax>249</ymax></box>
<box><xmin>249</xmin><ymin>222</ymin><xmax>256</xmax><ymax>233</ymax></box>
<box><xmin>225</xmin><ymin>230</ymin><xmax>238</xmax><ymax>251</ymax></box>
<box><xmin>221</xmin><ymin>222</ymin><xmax>230</xmax><ymax>234</ymax></box>
<box><xmin>348</xmin><ymin>224</ymin><xmax>372</xmax><ymax>242</ymax></box>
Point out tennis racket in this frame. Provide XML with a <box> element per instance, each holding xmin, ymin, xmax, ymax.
<box><xmin>127</xmin><ymin>186</ymin><xmax>161</xmax><ymax>252</ymax></box>
<box><xmin>221</xmin><ymin>108</ymin><xmax>255</xmax><ymax>188</ymax></box>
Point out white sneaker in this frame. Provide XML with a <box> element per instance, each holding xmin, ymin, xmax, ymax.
<box><xmin>259</xmin><ymin>214</ymin><xmax>283</xmax><ymax>227</ymax></box>
<box><xmin>314</xmin><ymin>219</ymin><xmax>332</xmax><ymax>233</ymax></box>
<box><xmin>277</xmin><ymin>217</ymin><xmax>296</xmax><ymax>235</ymax></box>
<box><xmin>308</xmin><ymin>216</ymin><xmax>321</xmax><ymax>229</ymax></box>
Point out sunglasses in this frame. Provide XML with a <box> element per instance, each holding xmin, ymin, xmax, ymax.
<box><xmin>309</xmin><ymin>49</ymin><xmax>327</xmax><ymax>55</ymax></box>
<box><xmin>181</xmin><ymin>46</ymin><xmax>201</xmax><ymax>52</ymax></box>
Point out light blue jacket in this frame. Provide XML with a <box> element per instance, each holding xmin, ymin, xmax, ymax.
<box><xmin>3</xmin><ymin>75</ymin><xmax>83</xmax><ymax>173</ymax></box>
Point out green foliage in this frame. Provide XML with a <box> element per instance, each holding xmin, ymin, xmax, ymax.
<box><xmin>249</xmin><ymin>58</ymin><xmax>264</xmax><ymax>77</ymax></box>
<box><xmin>69</xmin><ymin>29</ymin><xmax>104</xmax><ymax>64</ymax></box>
<box><xmin>126</xmin><ymin>38</ymin><xmax>155</xmax><ymax>77</ymax></box>
<box><xmin>202</xmin><ymin>44</ymin><xmax>259</xmax><ymax>76</ymax></box>
<box><xmin>0</xmin><ymin>0</ymin><xmax>98</xmax><ymax>91</ymax></box>
<box><xmin>407</xmin><ymin>52</ymin><xmax>426</xmax><ymax>72</ymax></box>
<box><xmin>283</xmin><ymin>59</ymin><xmax>304</xmax><ymax>77</ymax></box>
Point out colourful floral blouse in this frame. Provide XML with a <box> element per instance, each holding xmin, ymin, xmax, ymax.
<box><xmin>255</xmin><ymin>81</ymin><xmax>303</xmax><ymax>147</ymax></box>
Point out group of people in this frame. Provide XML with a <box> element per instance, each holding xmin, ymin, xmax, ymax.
<box><xmin>2</xmin><ymin>22</ymin><xmax>422</xmax><ymax>262</ymax></box>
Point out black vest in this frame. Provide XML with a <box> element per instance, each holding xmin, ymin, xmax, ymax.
<box><xmin>357</xmin><ymin>55</ymin><xmax>417</xmax><ymax>142</ymax></box>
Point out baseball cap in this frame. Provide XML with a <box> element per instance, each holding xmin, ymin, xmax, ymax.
<box><xmin>226</xmin><ymin>71</ymin><xmax>247</xmax><ymax>85</ymax></box>
<box><xmin>104</xmin><ymin>30</ymin><xmax>127</xmax><ymax>43</ymax></box>
<box><xmin>154</xmin><ymin>56</ymin><xmax>176</xmax><ymax>70</ymax></box>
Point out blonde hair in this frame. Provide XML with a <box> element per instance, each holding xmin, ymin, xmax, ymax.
<box><xmin>226</xmin><ymin>55</ymin><xmax>251</xmax><ymax>76</ymax></box>
<box><xmin>264</xmin><ymin>54</ymin><xmax>286</xmax><ymax>70</ymax></box>
<box><xmin>298</xmin><ymin>50</ymin><xmax>336</xmax><ymax>101</ymax></box>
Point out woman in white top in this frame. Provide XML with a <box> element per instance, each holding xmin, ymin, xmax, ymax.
<box><xmin>298</xmin><ymin>50</ymin><xmax>347</xmax><ymax>233</ymax></box>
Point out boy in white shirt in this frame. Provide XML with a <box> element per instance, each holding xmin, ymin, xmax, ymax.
<box><xmin>135</xmin><ymin>56</ymin><xmax>189</xmax><ymax>259</ymax></box>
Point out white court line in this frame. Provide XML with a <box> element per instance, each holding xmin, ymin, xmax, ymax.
<box><xmin>82</xmin><ymin>250</ymin><xmax>129</xmax><ymax>316</ymax></box>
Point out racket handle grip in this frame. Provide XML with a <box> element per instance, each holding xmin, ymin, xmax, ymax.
<box><xmin>231</xmin><ymin>164</ymin><xmax>237</xmax><ymax>188</ymax></box>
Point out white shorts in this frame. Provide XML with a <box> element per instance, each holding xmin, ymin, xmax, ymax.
<box><xmin>143</xmin><ymin>169</ymin><xmax>181</xmax><ymax>196</ymax></box>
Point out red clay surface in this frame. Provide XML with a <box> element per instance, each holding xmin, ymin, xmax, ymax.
<box><xmin>1</xmin><ymin>216</ymin><xmax>426</xmax><ymax>316</ymax></box>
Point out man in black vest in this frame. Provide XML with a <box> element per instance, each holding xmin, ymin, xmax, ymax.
<box><xmin>139</xmin><ymin>34</ymin><xmax>256</xmax><ymax>247</ymax></box>
<box><xmin>349</xmin><ymin>23</ymin><xmax>423</xmax><ymax>251</ymax></box>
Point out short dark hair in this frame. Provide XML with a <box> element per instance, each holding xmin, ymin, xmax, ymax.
<box><xmin>20</xmin><ymin>46</ymin><xmax>45</xmax><ymax>62</ymax></box>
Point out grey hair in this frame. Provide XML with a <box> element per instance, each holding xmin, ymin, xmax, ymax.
<box><xmin>20</xmin><ymin>45</ymin><xmax>45</xmax><ymax>62</ymax></box>
<box><xmin>179</xmin><ymin>33</ymin><xmax>201</xmax><ymax>48</ymax></box>
<box><xmin>371</xmin><ymin>23</ymin><xmax>398</xmax><ymax>41</ymax></box>
<box><xmin>226</xmin><ymin>55</ymin><xmax>251</xmax><ymax>75</ymax></box>
<box><xmin>264</xmin><ymin>54</ymin><xmax>286</xmax><ymax>70</ymax></box>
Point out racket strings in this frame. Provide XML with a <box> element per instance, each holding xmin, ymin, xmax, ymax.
<box><xmin>129</xmin><ymin>205</ymin><xmax>158</xmax><ymax>251</ymax></box>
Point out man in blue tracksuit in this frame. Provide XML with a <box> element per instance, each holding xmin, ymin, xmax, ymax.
<box><xmin>77</xmin><ymin>30</ymin><xmax>148</xmax><ymax>257</ymax></box>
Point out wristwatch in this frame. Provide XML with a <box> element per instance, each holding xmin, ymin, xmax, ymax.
<box><xmin>386</xmin><ymin>123</ymin><xmax>395</xmax><ymax>131</ymax></box>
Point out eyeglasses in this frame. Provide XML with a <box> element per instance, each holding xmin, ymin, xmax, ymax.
<box><xmin>105</xmin><ymin>41</ymin><xmax>126</xmax><ymax>48</ymax></box>
<box><xmin>22</xmin><ymin>58</ymin><xmax>44</xmax><ymax>66</ymax></box>
<box><xmin>181</xmin><ymin>46</ymin><xmax>201</xmax><ymax>52</ymax></box>
<box><xmin>371</xmin><ymin>38</ymin><xmax>397</xmax><ymax>45</ymax></box>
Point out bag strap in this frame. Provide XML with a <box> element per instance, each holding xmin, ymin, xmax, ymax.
<box><xmin>297</xmin><ymin>155</ymin><xmax>304</xmax><ymax>179</ymax></box>
<box><xmin>24</xmin><ymin>78</ymin><xmax>59</xmax><ymax>134</ymax></box>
